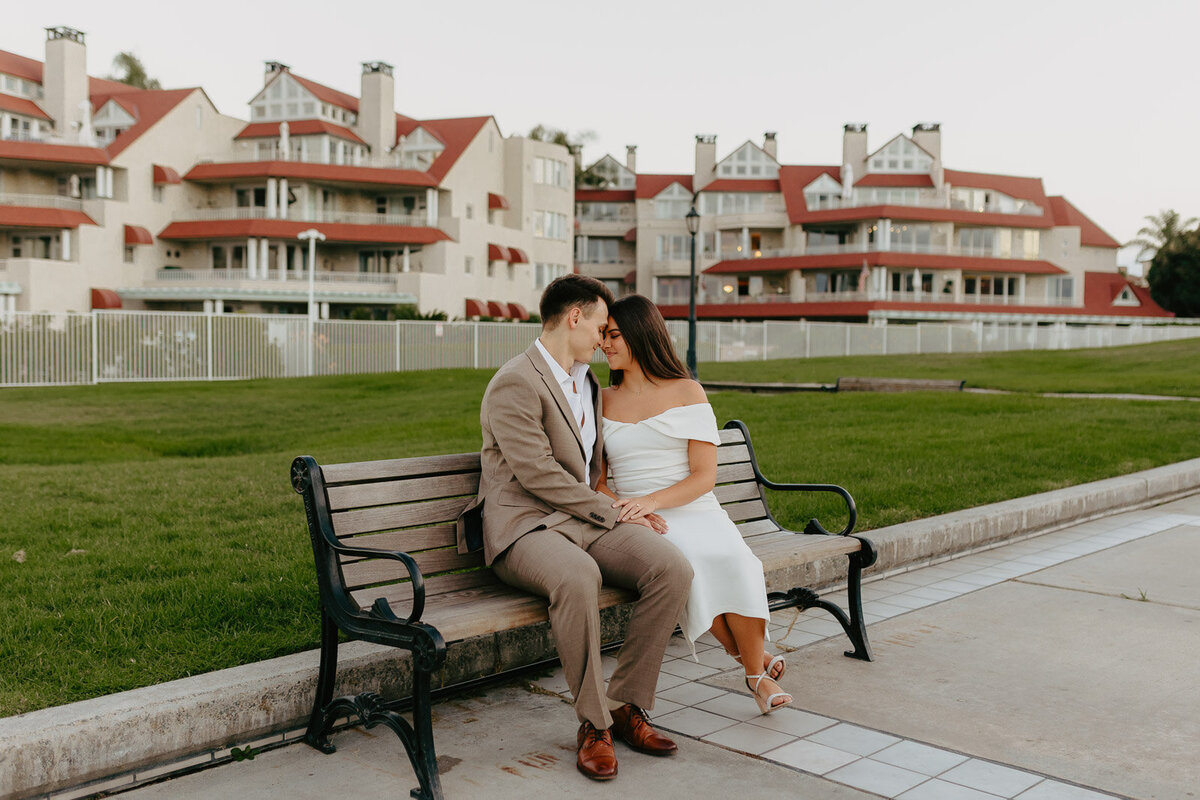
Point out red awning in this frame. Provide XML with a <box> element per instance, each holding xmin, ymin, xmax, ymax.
<box><xmin>623</xmin><ymin>227</ymin><xmax>637</xmax><ymax>242</ymax></box>
<box><xmin>487</xmin><ymin>300</ymin><xmax>510</xmax><ymax>318</ymax></box>
<box><xmin>91</xmin><ymin>288</ymin><xmax>123</xmax><ymax>309</ymax></box>
<box><xmin>152</xmin><ymin>164</ymin><xmax>182</xmax><ymax>185</ymax></box>
<box><xmin>488</xmin><ymin>192</ymin><xmax>510</xmax><ymax>210</ymax></box>
<box><xmin>624</xmin><ymin>270</ymin><xmax>637</xmax><ymax>285</ymax></box>
<box><xmin>124</xmin><ymin>225</ymin><xmax>154</xmax><ymax>245</ymax></box>
<box><xmin>507</xmin><ymin>302</ymin><xmax>530</xmax><ymax>321</ymax></box>
<box><xmin>464</xmin><ymin>298</ymin><xmax>487</xmax><ymax>318</ymax></box>
<box><xmin>488</xmin><ymin>243</ymin><xmax>512</xmax><ymax>262</ymax></box>
<box><xmin>507</xmin><ymin>247</ymin><xmax>528</xmax><ymax>264</ymax></box>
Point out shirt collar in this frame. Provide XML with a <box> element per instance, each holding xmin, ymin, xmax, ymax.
<box><xmin>535</xmin><ymin>337</ymin><xmax>586</xmax><ymax>389</ymax></box>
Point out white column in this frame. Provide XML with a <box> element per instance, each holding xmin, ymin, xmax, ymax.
<box><xmin>214</xmin><ymin>299</ymin><xmax>225</xmax><ymax>313</ymax></box>
<box><xmin>0</xmin><ymin>115</ymin><xmax>10</xmax><ymax>139</ymax></box>
<box><xmin>1018</xmin><ymin>274</ymin><xmax>1026</xmax><ymax>305</ymax></box>
<box><xmin>266</xmin><ymin>178</ymin><xmax>278</xmax><ymax>219</ymax></box>
<box><xmin>95</xmin><ymin>166</ymin><xmax>106</xmax><ymax>198</ymax></box>
<box><xmin>741</xmin><ymin>226</ymin><xmax>749</xmax><ymax>257</ymax></box>
<box><xmin>278</xmin><ymin>178</ymin><xmax>289</xmax><ymax>220</ymax></box>
<box><xmin>322</xmin><ymin>136</ymin><xmax>330</xmax><ymax>164</ymax></box>
<box><xmin>246</xmin><ymin>237</ymin><xmax>257</xmax><ymax>278</ymax></box>
<box><xmin>714</xmin><ymin>230</ymin><xmax>722</xmax><ymax>258</ymax></box>
<box><xmin>321</xmin><ymin>302</ymin><xmax>330</xmax><ymax>319</ymax></box>
<box><xmin>913</xmin><ymin>268</ymin><xmax>921</xmax><ymax>301</ymax></box>
<box><xmin>260</xmin><ymin>239</ymin><xmax>271</xmax><ymax>279</ymax></box>
<box><xmin>61</xmin><ymin>229</ymin><xmax>71</xmax><ymax>261</ymax></box>
<box><xmin>879</xmin><ymin>218</ymin><xmax>891</xmax><ymax>250</ymax></box>
<box><xmin>425</xmin><ymin>189</ymin><xmax>437</xmax><ymax>226</ymax></box>
<box><xmin>203</xmin><ymin>299</ymin><xmax>213</xmax><ymax>313</ymax></box>
<box><xmin>225</xmin><ymin>245</ymin><xmax>232</xmax><ymax>270</ymax></box>
<box><xmin>954</xmin><ymin>270</ymin><xmax>964</xmax><ymax>303</ymax></box>
<box><xmin>402</xmin><ymin>245</ymin><xmax>411</xmax><ymax>273</ymax></box>
<box><xmin>278</xmin><ymin>242</ymin><xmax>287</xmax><ymax>276</ymax></box>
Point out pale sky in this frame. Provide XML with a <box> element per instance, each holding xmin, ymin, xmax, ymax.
<box><xmin>8</xmin><ymin>1</ymin><xmax>1198</xmax><ymax>266</ymax></box>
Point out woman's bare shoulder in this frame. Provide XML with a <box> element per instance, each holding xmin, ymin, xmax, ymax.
<box><xmin>667</xmin><ymin>378</ymin><xmax>708</xmax><ymax>404</ymax></box>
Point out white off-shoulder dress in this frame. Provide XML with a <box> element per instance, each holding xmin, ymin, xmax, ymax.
<box><xmin>602</xmin><ymin>403</ymin><xmax>770</xmax><ymax>647</ymax></box>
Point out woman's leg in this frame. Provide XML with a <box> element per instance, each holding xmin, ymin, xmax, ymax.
<box><xmin>726</xmin><ymin>613</ymin><xmax>790</xmax><ymax>709</ymax></box>
<box><xmin>709</xmin><ymin>613</ymin><xmax>738</xmax><ymax>656</ymax></box>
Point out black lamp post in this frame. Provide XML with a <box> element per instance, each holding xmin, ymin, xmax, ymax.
<box><xmin>685</xmin><ymin>204</ymin><xmax>701</xmax><ymax>378</ymax></box>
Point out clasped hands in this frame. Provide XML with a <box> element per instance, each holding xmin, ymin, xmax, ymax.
<box><xmin>613</xmin><ymin>494</ymin><xmax>668</xmax><ymax>534</ymax></box>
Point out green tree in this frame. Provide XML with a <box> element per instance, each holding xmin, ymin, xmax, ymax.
<box><xmin>528</xmin><ymin>125</ymin><xmax>602</xmax><ymax>186</ymax></box>
<box><xmin>107</xmin><ymin>52</ymin><xmax>162</xmax><ymax>90</ymax></box>
<box><xmin>1147</xmin><ymin>228</ymin><xmax>1200</xmax><ymax>317</ymax></box>
<box><xmin>1126</xmin><ymin>209</ymin><xmax>1198</xmax><ymax>263</ymax></box>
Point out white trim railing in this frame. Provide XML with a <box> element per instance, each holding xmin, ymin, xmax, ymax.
<box><xmin>150</xmin><ymin>268</ymin><xmax>399</xmax><ymax>285</ymax></box>
<box><xmin>0</xmin><ymin>193</ymin><xmax>85</xmax><ymax>212</ymax></box>
<box><xmin>176</xmin><ymin>207</ymin><xmax>430</xmax><ymax>227</ymax></box>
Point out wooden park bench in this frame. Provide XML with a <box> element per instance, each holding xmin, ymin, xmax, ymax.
<box><xmin>290</xmin><ymin>419</ymin><xmax>876</xmax><ymax>800</ymax></box>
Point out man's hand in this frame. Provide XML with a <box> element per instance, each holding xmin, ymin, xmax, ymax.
<box><xmin>628</xmin><ymin>512</ymin><xmax>668</xmax><ymax>535</ymax></box>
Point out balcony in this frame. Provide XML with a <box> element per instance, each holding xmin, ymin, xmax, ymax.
<box><xmin>176</xmin><ymin>207</ymin><xmax>431</xmax><ymax>228</ymax></box>
<box><xmin>150</xmin><ymin>268</ymin><xmax>402</xmax><ymax>286</ymax></box>
<box><xmin>807</xmin><ymin>193</ymin><xmax>1044</xmax><ymax>217</ymax></box>
<box><xmin>0</xmin><ymin>193</ymin><xmax>85</xmax><ymax>212</ymax></box>
<box><xmin>195</xmin><ymin>148</ymin><xmax>407</xmax><ymax>170</ymax></box>
<box><xmin>800</xmin><ymin>242</ymin><xmax>1040</xmax><ymax>261</ymax></box>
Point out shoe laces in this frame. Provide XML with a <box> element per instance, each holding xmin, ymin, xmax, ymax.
<box><xmin>583</xmin><ymin>722</ymin><xmax>610</xmax><ymax>746</ymax></box>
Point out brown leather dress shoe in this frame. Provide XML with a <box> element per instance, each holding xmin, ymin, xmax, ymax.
<box><xmin>576</xmin><ymin>721</ymin><xmax>618</xmax><ymax>780</ymax></box>
<box><xmin>610</xmin><ymin>703</ymin><xmax>678</xmax><ymax>756</ymax></box>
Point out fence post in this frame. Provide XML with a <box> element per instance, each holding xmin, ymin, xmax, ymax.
<box><xmin>845</xmin><ymin>324</ymin><xmax>851</xmax><ymax>357</ymax></box>
<box><xmin>473</xmin><ymin>322</ymin><xmax>479</xmax><ymax>370</ymax></box>
<box><xmin>205</xmin><ymin>311</ymin><xmax>214</xmax><ymax>381</ymax></box>
<box><xmin>804</xmin><ymin>320</ymin><xmax>811</xmax><ymax>359</ymax></box>
<box><xmin>90</xmin><ymin>312</ymin><xmax>99</xmax><ymax>385</ymax></box>
<box><xmin>395</xmin><ymin>321</ymin><xmax>401</xmax><ymax>372</ymax></box>
<box><xmin>714</xmin><ymin>323</ymin><xmax>721</xmax><ymax>363</ymax></box>
<box><xmin>916</xmin><ymin>324</ymin><xmax>922</xmax><ymax>354</ymax></box>
<box><xmin>762</xmin><ymin>322</ymin><xmax>767</xmax><ymax>360</ymax></box>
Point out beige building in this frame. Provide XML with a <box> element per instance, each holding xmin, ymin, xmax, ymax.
<box><xmin>1</xmin><ymin>27</ymin><xmax>574</xmax><ymax>320</ymax></box>
<box><xmin>576</xmin><ymin>126</ymin><xmax>1172</xmax><ymax>323</ymax></box>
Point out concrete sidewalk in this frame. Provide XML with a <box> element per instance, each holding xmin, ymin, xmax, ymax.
<box><xmin>111</xmin><ymin>494</ymin><xmax>1200</xmax><ymax>800</ymax></box>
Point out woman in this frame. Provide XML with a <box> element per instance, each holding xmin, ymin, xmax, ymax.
<box><xmin>597</xmin><ymin>294</ymin><xmax>790</xmax><ymax>714</ymax></box>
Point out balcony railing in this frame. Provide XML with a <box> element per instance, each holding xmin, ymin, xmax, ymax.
<box><xmin>151</xmin><ymin>268</ymin><xmax>399</xmax><ymax>285</ymax></box>
<box><xmin>794</xmin><ymin>242</ymin><xmax>1039</xmax><ymax>260</ymax></box>
<box><xmin>806</xmin><ymin>194</ymin><xmax>1043</xmax><ymax>216</ymax></box>
<box><xmin>195</xmin><ymin>149</ymin><xmax>410</xmax><ymax>170</ymax></box>
<box><xmin>176</xmin><ymin>207</ymin><xmax>431</xmax><ymax>227</ymax></box>
<box><xmin>0</xmin><ymin>193</ymin><xmax>85</xmax><ymax>212</ymax></box>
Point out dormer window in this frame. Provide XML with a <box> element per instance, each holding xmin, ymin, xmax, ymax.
<box><xmin>397</xmin><ymin>126</ymin><xmax>445</xmax><ymax>170</ymax></box>
<box><xmin>715</xmin><ymin>142</ymin><xmax>779</xmax><ymax>179</ymax></box>
<box><xmin>867</xmin><ymin>136</ymin><xmax>933</xmax><ymax>174</ymax></box>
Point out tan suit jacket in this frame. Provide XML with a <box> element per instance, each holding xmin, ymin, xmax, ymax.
<box><xmin>458</xmin><ymin>342</ymin><xmax>618</xmax><ymax>564</ymax></box>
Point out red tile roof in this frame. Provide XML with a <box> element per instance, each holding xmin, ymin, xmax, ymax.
<box><xmin>1082</xmin><ymin>271</ymin><xmax>1172</xmax><ymax>316</ymax></box>
<box><xmin>575</xmin><ymin>189</ymin><xmax>636</xmax><ymax>203</ymax></box>
<box><xmin>0</xmin><ymin>48</ymin><xmax>152</xmax><ymax>97</ymax></box>
<box><xmin>1047</xmin><ymin>196</ymin><xmax>1121</xmax><ymax>248</ymax></box>
<box><xmin>703</xmin><ymin>251</ymin><xmax>1066</xmax><ymax>276</ymax></box>
<box><xmin>158</xmin><ymin>218</ymin><xmax>452</xmax><ymax>245</ymax></box>
<box><xmin>184</xmin><ymin>160</ymin><xmax>438</xmax><ymax>187</ymax></box>
<box><xmin>778</xmin><ymin>164</ymin><xmax>842</xmax><ymax>220</ymax></box>
<box><xmin>635</xmin><ymin>174</ymin><xmax>693</xmax><ymax>199</ymax></box>
<box><xmin>235</xmin><ymin>119</ymin><xmax>366</xmax><ymax>145</ymax></box>
<box><xmin>0</xmin><ymin>138</ymin><xmax>109</xmax><ymax>165</ymax></box>
<box><xmin>287</xmin><ymin>72</ymin><xmax>359</xmax><ymax>113</ymax></box>
<box><xmin>90</xmin><ymin>87</ymin><xmax>201</xmax><ymax>158</ymax></box>
<box><xmin>700</xmin><ymin>179</ymin><xmax>781</xmax><ymax>193</ymax></box>
<box><xmin>394</xmin><ymin>115</ymin><xmax>491</xmax><ymax>182</ymax></box>
<box><xmin>942</xmin><ymin>168</ymin><xmax>1049</xmax><ymax>209</ymax></box>
<box><xmin>854</xmin><ymin>173</ymin><xmax>934</xmax><ymax>187</ymax></box>
<box><xmin>0</xmin><ymin>92</ymin><xmax>50</xmax><ymax>120</ymax></box>
<box><xmin>0</xmin><ymin>205</ymin><xmax>97</xmax><ymax>228</ymax></box>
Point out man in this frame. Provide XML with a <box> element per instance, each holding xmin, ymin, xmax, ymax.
<box><xmin>458</xmin><ymin>275</ymin><xmax>692</xmax><ymax>781</ymax></box>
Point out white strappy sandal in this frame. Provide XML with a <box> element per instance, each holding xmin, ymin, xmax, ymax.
<box><xmin>746</xmin><ymin>673</ymin><xmax>792</xmax><ymax>715</ymax></box>
<box><xmin>728</xmin><ymin>651</ymin><xmax>787</xmax><ymax>681</ymax></box>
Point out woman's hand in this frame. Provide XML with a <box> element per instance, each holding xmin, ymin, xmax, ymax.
<box><xmin>613</xmin><ymin>494</ymin><xmax>659</xmax><ymax>522</ymax></box>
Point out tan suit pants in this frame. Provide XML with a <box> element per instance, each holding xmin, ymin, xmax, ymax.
<box><xmin>492</xmin><ymin>518</ymin><xmax>692</xmax><ymax>729</ymax></box>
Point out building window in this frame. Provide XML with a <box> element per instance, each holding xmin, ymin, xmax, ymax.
<box><xmin>1048</xmin><ymin>276</ymin><xmax>1074</xmax><ymax>302</ymax></box>
<box><xmin>465</xmin><ymin>203</ymin><xmax>474</xmax><ymax>220</ymax></box>
<box><xmin>535</xmin><ymin>210</ymin><xmax>568</xmax><ymax>240</ymax></box>
<box><xmin>958</xmin><ymin>228</ymin><xmax>995</xmax><ymax>256</ymax></box>
<box><xmin>124</xmin><ymin>246</ymin><xmax>135</xmax><ymax>263</ymax></box>
<box><xmin>699</xmin><ymin>193</ymin><xmax>766</xmax><ymax>215</ymax></box>
<box><xmin>236</xmin><ymin>187</ymin><xmax>268</xmax><ymax>208</ymax></box>
<box><xmin>534</xmin><ymin>262</ymin><xmax>569</xmax><ymax>290</ymax></box>
<box><xmin>655</xmin><ymin>235</ymin><xmax>691</xmax><ymax>262</ymax></box>
<box><xmin>654</xmin><ymin>277</ymin><xmax>692</xmax><ymax>305</ymax></box>
<box><xmin>534</xmin><ymin>157</ymin><xmax>569</xmax><ymax>189</ymax></box>
<box><xmin>465</xmin><ymin>256</ymin><xmax>473</xmax><ymax>275</ymax></box>
<box><xmin>581</xmin><ymin>238</ymin><xmax>619</xmax><ymax>263</ymax></box>
<box><xmin>654</xmin><ymin>183</ymin><xmax>691</xmax><ymax>219</ymax></box>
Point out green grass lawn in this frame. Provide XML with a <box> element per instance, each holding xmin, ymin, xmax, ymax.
<box><xmin>1</xmin><ymin>339</ymin><xmax>1199</xmax><ymax>716</ymax></box>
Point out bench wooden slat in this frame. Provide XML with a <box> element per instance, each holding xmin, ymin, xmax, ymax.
<box><xmin>716</xmin><ymin>444</ymin><xmax>750</xmax><ymax>465</ymax></box>
<box><xmin>322</xmin><ymin>453</ymin><xmax>482</xmax><ymax>484</ymax></box>
<box><xmin>338</xmin><ymin>525</ymin><xmax>457</xmax><ymax>554</ymax></box>
<box><xmin>737</xmin><ymin>518</ymin><xmax>781</xmax><ymax>537</ymax></box>
<box><xmin>751</xmin><ymin>532</ymin><xmax>863</xmax><ymax>570</ymax></box>
<box><xmin>332</xmin><ymin>496</ymin><xmax>472</xmax><ymax>537</ymax></box>
<box><xmin>722</xmin><ymin>499</ymin><xmax>770</xmax><ymax>523</ymax></box>
<box><xmin>718</xmin><ymin>428</ymin><xmax>746</xmax><ymax>445</ymax></box>
<box><xmin>713</xmin><ymin>481</ymin><xmax>762</xmax><ymax>504</ymax></box>
<box><xmin>715</xmin><ymin>461</ymin><xmax>755</xmax><ymax>484</ymax></box>
<box><xmin>327</xmin><ymin>472</ymin><xmax>480</xmax><ymax>512</ymax></box>
<box><xmin>341</xmin><ymin>548</ymin><xmax>482</xmax><ymax>590</ymax></box>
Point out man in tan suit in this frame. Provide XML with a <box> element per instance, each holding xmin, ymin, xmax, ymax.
<box><xmin>458</xmin><ymin>275</ymin><xmax>692</xmax><ymax>781</ymax></box>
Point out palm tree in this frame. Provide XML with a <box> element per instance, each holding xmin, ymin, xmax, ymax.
<box><xmin>107</xmin><ymin>52</ymin><xmax>161</xmax><ymax>90</ymax></box>
<box><xmin>1127</xmin><ymin>209</ymin><xmax>1198</xmax><ymax>262</ymax></box>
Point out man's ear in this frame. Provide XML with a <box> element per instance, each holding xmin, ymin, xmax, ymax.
<box><xmin>567</xmin><ymin>307</ymin><xmax>581</xmax><ymax>328</ymax></box>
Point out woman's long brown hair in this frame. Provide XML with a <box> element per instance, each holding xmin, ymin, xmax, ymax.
<box><xmin>607</xmin><ymin>294</ymin><xmax>690</xmax><ymax>387</ymax></box>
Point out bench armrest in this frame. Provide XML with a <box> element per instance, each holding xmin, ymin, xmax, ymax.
<box><xmin>328</xmin><ymin>541</ymin><xmax>427</xmax><ymax>625</ymax></box>
<box><xmin>722</xmin><ymin>420</ymin><xmax>858</xmax><ymax>536</ymax></box>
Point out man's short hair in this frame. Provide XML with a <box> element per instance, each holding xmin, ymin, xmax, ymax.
<box><xmin>539</xmin><ymin>274</ymin><xmax>615</xmax><ymax>328</ymax></box>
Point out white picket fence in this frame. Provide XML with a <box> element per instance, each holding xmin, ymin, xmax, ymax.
<box><xmin>1</xmin><ymin>310</ymin><xmax>1198</xmax><ymax>387</ymax></box>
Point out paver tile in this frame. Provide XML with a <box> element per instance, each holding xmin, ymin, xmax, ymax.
<box><xmin>873</xmin><ymin>740</ymin><xmax>969</xmax><ymax>777</ymax></box>
<box><xmin>941</xmin><ymin>759</ymin><xmax>1043</xmax><ymax>797</ymax></box>
<box><xmin>703</xmin><ymin>721</ymin><xmax>795</xmax><ymax>755</ymax></box>
<box><xmin>808</xmin><ymin>723</ymin><xmax>901</xmax><ymax>756</ymax></box>
<box><xmin>764</xmin><ymin>738</ymin><xmax>859</xmax><ymax>774</ymax></box>
<box><xmin>827</xmin><ymin>758</ymin><xmax>929</xmax><ymax>797</ymax></box>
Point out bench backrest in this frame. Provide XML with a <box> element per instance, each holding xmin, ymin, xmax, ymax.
<box><xmin>308</xmin><ymin>425</ymin><xmax>778</xmax><ymax>612</ymax></box>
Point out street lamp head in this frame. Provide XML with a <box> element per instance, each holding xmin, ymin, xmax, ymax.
<box><xmin>297</xmin><ymin>228</ymin><xmax>326</xmax><ymax>242</ymax></box>
<box><xmin>685</xmin><ymin>205</ymin><xmax>700</xmax><ymax>236</ymax></box>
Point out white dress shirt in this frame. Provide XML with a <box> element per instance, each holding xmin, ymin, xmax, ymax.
<box><xmin>534</xmin><ymin>337</ymin><xmax>596</xmax><ymax>482</ymax></box>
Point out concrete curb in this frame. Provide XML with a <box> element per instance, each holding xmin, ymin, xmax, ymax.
<box><xmin>5</xmin><ymin>457</ymin><xmax>1200</xmax><ymax>799</ymax></box>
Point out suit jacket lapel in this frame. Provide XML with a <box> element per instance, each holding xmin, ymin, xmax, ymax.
<box><xmin>524</xmin><ymin>343</ymin><xmax>586</xmax><ymax>456</ymax></box>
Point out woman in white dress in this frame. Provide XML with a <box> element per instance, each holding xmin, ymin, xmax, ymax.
<box><xmin>597</xmin><ymin>295</ymin><xmax>791</xmax><ymax>714</ymax></box>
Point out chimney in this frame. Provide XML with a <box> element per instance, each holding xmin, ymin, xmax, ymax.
<box><xmin>43</xmin><ymin>27</ymin><xmax>88</xmax><ymax>142</ymax></box>
<box><xmin>911</xmin><ymin>122</ymin><xmax>942</xmax><ymax>187</ymax></box>
<box><xmin>842</xmin><ymin>123</ymin><xmax>868</xmax><ymax>183</ymax></box>
<box><xmin>264</xmin><ymin>61</ymin><xmax>290</xmax><ymax>85</ymax></box>
<box><xmin>625</xmin><ymin>145</ymin><xmax>637</xmax><ymax>173</ymax></box>
<box><xmin>694</xmin><ymin>134</ymin><xmax>717</xmax><ymax>190</ymax></box>
<box><xmin>359</xmin><ymin>62</ymin><xmax>395</xmax><ymax>156</ymax></box>
<box><xmin>763</xmin><ymin>132</ymin><xmax>777</xmax><ymax>160</ymax></box>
